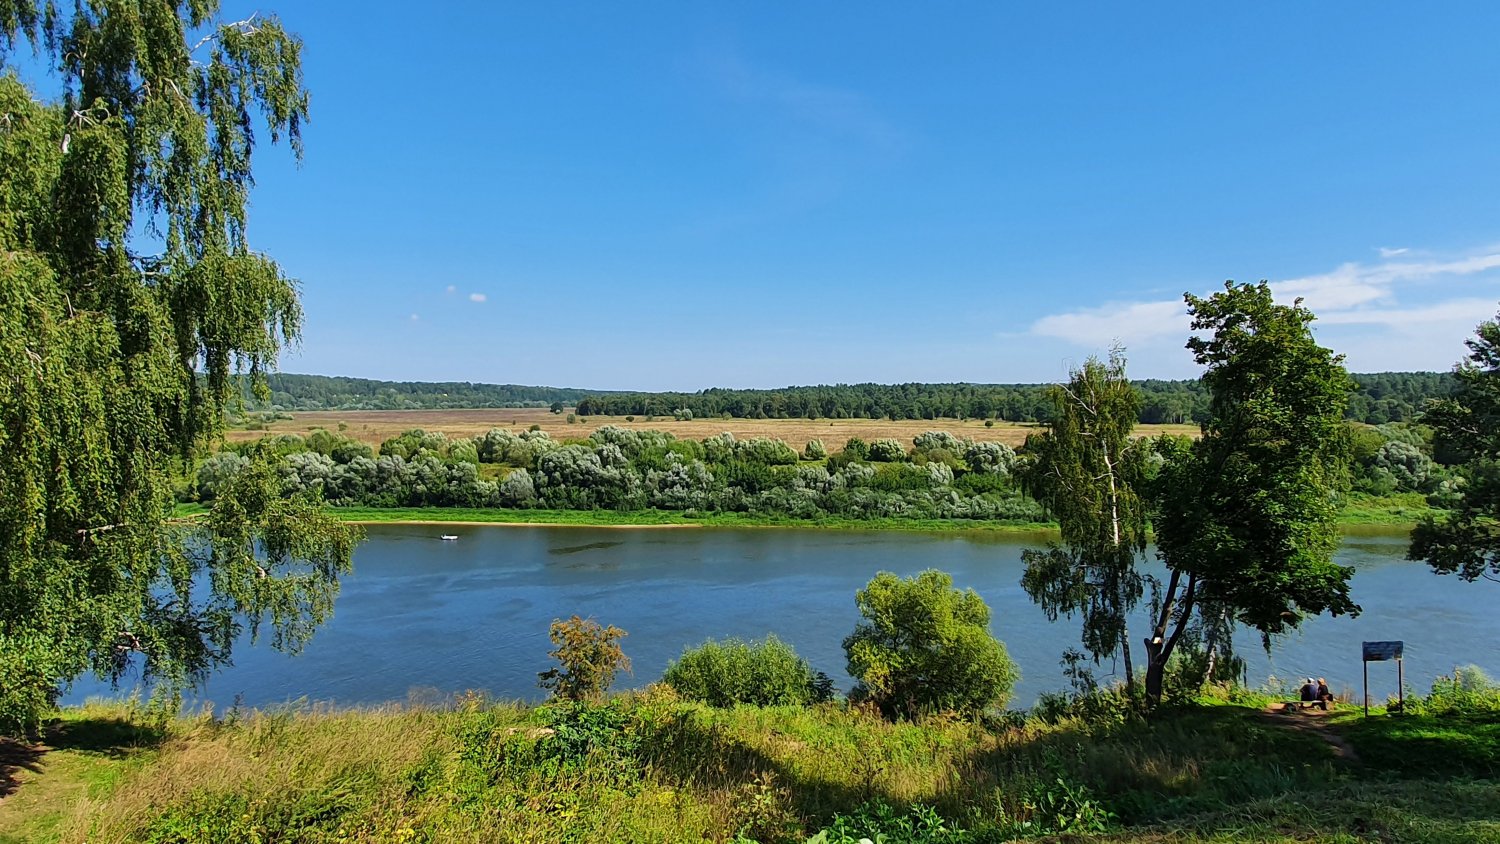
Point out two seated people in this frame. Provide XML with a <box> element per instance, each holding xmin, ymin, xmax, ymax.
<box><xmin>1297</xmin><ymin>677</ymin><xmax>1335</xmax><ymax>710</ymax></box>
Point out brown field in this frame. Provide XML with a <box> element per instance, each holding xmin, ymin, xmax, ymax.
<box><xmin>226</xmin><ymin>408</ymin><xmax>1199</xmax><ymax>450</ymax></box>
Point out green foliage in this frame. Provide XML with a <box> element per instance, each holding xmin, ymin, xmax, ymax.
<box><xmin>1020</xmin><ymin>349</ymin><xmax>1147</xmax><ymax>683</ymax></box>
<box><xmin>842</xmin><ymin>437</ymin><xmax>870</xmax><ymax>460</ymax></box>
<box><xmin>1407</xmin><ymin>665</ymin><xmax>1500</xmax><ymax>718</ymax></box>
<box><xmin>1411</xmin><ymin>307</ymin><xmax>1500</xmax><ymax>583</ymax></box>
<box><xmin>538</xmin><ymin>616</ymin><xmax>631</xmax><ymax>702</ymax></box>
<box><xmin>0</xmin><ymin>3</ymin><xmax>361</xmax><ymax>735</ymax></box>
<box><xmin>1166</xmin><ymin>281</ymin><xmax>1357</xmax><ymax>632</ymax></box>
<box><xmin>867</xmin><ymin>438</ymin><xmax>907</xmax><ymax>462</ymax></box>
<box><xmin>662</xmin><ymin>636</ymin><xmax>834</xmax><ymax>707</ymax></box>
<box><xmin>1143</xmin><ymin>283</ymin><xmax>1358</xmax><ymax>706</ymax></box>
<box><xmin>843</xmin><ymin>570</ymin><xmax>1019</xmax><ymax>718</ymax></box>
<box><xmin>568</xmin><ymin>374</ymin><xmax>1451</xmax><ymax>425</ymax></box>
<box><xmin>802</xmin><ymin>438</ymin><xmax>828</xmax><ymax>460</ymax></box>
<box><xmin>807</xmin><ymin>801</ymin><xmax>973</xmax><ymax>843</ymax></box>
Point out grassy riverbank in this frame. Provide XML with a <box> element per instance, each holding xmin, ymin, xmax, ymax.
<box><xmin>3</xmin><ymin>691</ymin><xmax>1495</xmax><ymax>843</ymax></box>
<box><xmin>177</xmin><ymin>493</ymin><xmax>1428</xmax><ymax>534</ymax></box>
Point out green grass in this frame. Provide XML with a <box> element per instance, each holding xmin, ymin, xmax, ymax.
<box><xmin>6</xmin><ymin>695</ymin><xmax>1496</xmax><ymax>843</ymax></box>
<box><xmin>1338</xmin><ymin>492</ymin><xmax>1432</xmax><ymax>526</ymax></box>
<box><xmin>172</xmin><ymin>501</ymin><xmax>1427</xmax><ymax>535</ymax></box>
<box><xmin>1334</xmin><ymin>707</ymin><xmax>1500</xmax><ymax>778</ymax></box>
<box><xmin>0</xmin><ymin>704</ymin><xmax>162</xmax><ymax>844</ymax></box>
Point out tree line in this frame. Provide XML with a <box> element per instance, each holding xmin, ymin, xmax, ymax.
<box><xmin>576</xmin><ymin>372</ymin><xmax>1449</xmax><ymax>425</ymax></box>
<box><xmin>241</xmin><ymin>374</ymin><xmax>611</xmax><ymax>411</ymax></box>
<box><xmin>243</xmin><ymin>372</ymin><xmax>1453</xmax><ymax>425</ymax></box>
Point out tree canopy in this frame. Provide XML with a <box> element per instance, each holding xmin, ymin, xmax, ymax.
<box><xmin>1020</xmin><ymin>348</ymin><xmax>1148</xmax><ymax>688</ymax></box>
<box><xmin>0</xmin><ymin>1</ymin><xmax>357</xmax><ymax>734</ymax></box>
<box><xmin>1143</xmin><ymin>282</ymin><xmax>1357</xmax><ymax>705</ymax></box>
<box><xmin>1410</xmin><ymin>307</ymin><xmax>1500</xmax><ymax>583</ymax></box>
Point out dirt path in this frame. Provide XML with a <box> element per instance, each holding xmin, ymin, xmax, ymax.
<box><xmin>1258</xmin><ymin>705</ymin><xmax>1361</xmax><ymax>763</ymax></box>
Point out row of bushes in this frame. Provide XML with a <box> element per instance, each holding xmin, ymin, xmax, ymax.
<box><xmin>201</xmin><ymin>420</ymin><xmax>1447</xmax><ymax>524</ymax></box>
<box><xmin>199</xmin><ymin>426</ymin><xmax>1048</xmax><ymax>523</ymax></box>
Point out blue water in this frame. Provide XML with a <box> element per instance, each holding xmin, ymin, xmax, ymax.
<box><xmin>67</xmin><ymin>525</ymin><xmax>1498</xmax><ymax>709</ymax></box>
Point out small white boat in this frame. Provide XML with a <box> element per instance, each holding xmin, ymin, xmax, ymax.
<box><xmin>439</xmin><ymin>534</ymin><xmax>459</xmax><ymax>541</ymax></box>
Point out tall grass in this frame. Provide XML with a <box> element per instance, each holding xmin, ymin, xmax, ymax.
<box><xmin>47</xmin><ymin>687</ymin><xmax>1487</xmax><ymax>844</ymax></box>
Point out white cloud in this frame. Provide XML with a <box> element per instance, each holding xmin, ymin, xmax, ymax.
<box><xmin>1314</xmin><ymin>297</ymin><xmax>1497</xmax><ymax>327</ymax></box>
<box><xmin>1030</xmin><ymin>299</ymin><xmax>1189</xmax><ymax>346</ymax></box>
<box><xmin>1274</xmin><ymin>252</ymin><xmax>1500</xmax><ymax>313</ymax></box>
<box><xmin>1378</xmin><ymin>247</ymin><xmax>1410</xmax><ymax>258</ymax></box>
<box><xmin>445</xmin><ymin>285</ymin><xmax>457</xmax><ymax>294</ymax></box>
<box><xmin>409</xmin><ymin>313</ymin><xmax>420</xmax><ymax>321</ymax></box>
<box><xmin>1026</xmin><ymin>242</ymin><xmax>1500</xmax><ymax>373</ymax></box>
<box><xmin>468</xmin><ymin>292</ymin><xmax>487</xmax><ymax>303</ymax></box>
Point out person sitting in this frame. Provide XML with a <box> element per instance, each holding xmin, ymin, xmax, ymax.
<box><xmin>1316</xmin><ymin>677</ymin><xmax>1334</xmax><ymax>710</ymax></box>
<box><xmin>1299</xmin><ymin>678</ymin><xmax>1319</xmax><ymax>708</ymax></box>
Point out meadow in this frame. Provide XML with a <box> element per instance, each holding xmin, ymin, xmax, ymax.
<box><xmin>227</xmin><ymin>409</ymin><xmax>1200</xmax><ymax>452</ymax></box>
<box><xmin>3</xmin><ymin>685</ymin><xmax>1495</xmax><ymax>844</ymax></box>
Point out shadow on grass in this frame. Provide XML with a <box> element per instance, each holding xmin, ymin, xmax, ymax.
<box><xmin>45</xmin><ymin>716</ymin><xmax>165</xmax><ymax>758</ymax></box>
<box><xmin>0</xmin><ymin>739</ymin><xmax>44</xmax><ymax>798</ymax></box>
<box><xmin>0</xmin><ymin>714</ymin><xmax>164</xmax><ymax>797</ymax></box>
<box><xmin>1336</xmin><ymin>712</ymin><xmax>1500</xmax><ymax>779</ymax></box>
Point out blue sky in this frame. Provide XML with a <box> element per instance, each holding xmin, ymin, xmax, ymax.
<box><xmin>117</xmin><ymin>4</ymin><xmax>1500</xmax><ymax>387</ymax></box>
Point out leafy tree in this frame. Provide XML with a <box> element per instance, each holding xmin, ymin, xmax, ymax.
<box><xmin>0</xmin><ymin>2</ymin><xmax>359</xmax><ymax>733</ymax></box>
<box><xmin>843</xmin><ymin>569</ymin><xmax>1018</xmax><ymax>718</ymax></box>
<box><xmin>1020</xmin><ymin>349</ymin><xmax>1147</xmax><ymax>689</ymax></box>
<box><xmin>538</xmin><ymin>616</ymin><xmax>630</xmax><ymax>702</ymax></box>
<box><xmin>1143</xmin><ymin>282</ymin><xmax>1356</xmax><ymax>706</ymax></box>
<box><xmin>802</xmin><ymin>438</ymin><xmax>828</xmax><ymax>460</ymax></box>
<box><xmin>1410</xmin><ymin>308</ymin><xmax>1500</xmax><ymax>583</ymax></box>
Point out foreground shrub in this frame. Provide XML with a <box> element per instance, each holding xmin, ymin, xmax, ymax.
<box><xmin>538</xmin><ymin>616</ymin><xmax>630</xmax><ymax>702</ymax></box>
<box><xmin>843</xmin><ymin>569</ymin><xmax>1019</xmax><ymax>718</ymax></box>
<box><xmin>1410</xmin><ymin>665</ymin><xmax>1500</xmax><ymax>716</ymax></box>
<box><xmin>808</xmin><ymin>800</ymin><xmax>971</xmax><ymax>843</ymax></box>
<box><xmin>662</xmin><ymin>635</ymin><xmax>834</xmax><ymax>707</ymax></box>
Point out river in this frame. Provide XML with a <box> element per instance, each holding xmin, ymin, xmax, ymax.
<box><xmin>68</xmin><ymin>524</ymin><xmax>1499</xmax><ymax>710</ymax></box>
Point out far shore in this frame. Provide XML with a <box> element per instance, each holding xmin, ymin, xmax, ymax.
<box><xmin>173</xmin><ymin>500</ymin><xmax>1424</xmax><ymax>535</ymax></box>
<box><xmin>354</xmin><ymin>519</ymin><xmax>705</xmax><ymax>529</ymax></box>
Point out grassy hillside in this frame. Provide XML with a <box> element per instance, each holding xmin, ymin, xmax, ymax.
<box><xmin>3</xmin><ymin>688</ymin><xmax>1495</xmax><ymax>843</ymax></box>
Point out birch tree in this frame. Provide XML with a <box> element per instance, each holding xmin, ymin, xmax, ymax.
<box><xmin>1020</xmin><ymin>349</ymin><xmax>1148</xmax><ymax>690</ymax></box>
<box><xmin>0</xmin><ymin>2</ymin><xmax>358</xmax><ymax>734</ymax></box>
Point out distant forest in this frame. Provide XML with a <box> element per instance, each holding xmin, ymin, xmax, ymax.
<box><xmin>574</xmin><ymin>373</ymin><xmax>1452</xmax><ymax>425</ymax></box>
<box><xmin>249</xmin><ymin>372</ymin><xmax>1452</xmax><ymax>426</ymax></box>
<box><xmin>246</xmin><ymin>374</ymin><xmax>612</xmax><ymax>410</ymax></box>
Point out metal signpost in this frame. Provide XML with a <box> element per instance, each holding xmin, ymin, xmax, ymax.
<box><xmin>1361</xmin><ymin>640</ymin><xmax>1404</xmax><ymax>716</ymax></box>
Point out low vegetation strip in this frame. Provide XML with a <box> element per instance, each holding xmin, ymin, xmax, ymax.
<box><xmin>5</xmin><ymin>689</ymin><xmax>1496</xmax><ymax>844</ymax></box>
<box><xmin>173</xmin><ymin>502</ymin><xmax>1421</xmax><ymax>533</ymax></box>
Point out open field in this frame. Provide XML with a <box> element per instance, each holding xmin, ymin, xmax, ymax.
<box><xmin>227</xmin><ymin>408</ymin><xmax>1200</xmax><ymax>450</ymax></box>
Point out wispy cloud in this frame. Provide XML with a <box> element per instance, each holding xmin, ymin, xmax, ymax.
<box><xmin>445</xmin><ymin>285</ymin><xmax>457</xmax><ymax>294</ymax></box>
<box><xmin>708</xmin><ymin>49</ymin><xmax>902</xmax><ymax>158</ymax></box>
<box><xmin>1314</xmin><ymin>296</ymin><xmax>1498</xmax><ymax>327</ymax></box>
<box><xmin>1027</xmin><ymin>243</ymin><xmax>1500</xmax><ymax>372</ymax></box>
<box><xmin>410</xmin><ymin>313</ymin><xmax>420</xmax><ymax>321</ymax></box>
<box><xmin>469</xmin><ymin>292</ymin><xmax>487</xmax><ymax>303</ymax></box>
<box><xmin>1030</xmin><ymin>299</ymin><xmax>1190</xmax><ymax>346</ymax></box>
<box><xmin>1276</xmin><ymin>252</ymin><xmax>1500</xmax><ymax>313</ymax></box>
